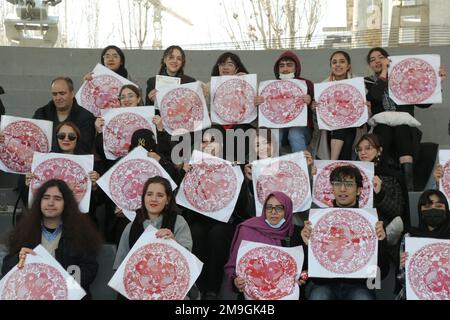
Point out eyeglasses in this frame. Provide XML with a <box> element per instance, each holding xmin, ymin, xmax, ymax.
<box><xmin>355</xmin><ymin>145</ymin><xmax>374</xmax><ymax>153</ymax></box>
<box><xmin>103</xmin><ymin>54</ymin><xmax>120</xmax><ymax>60</ymax></box>
<box><xmin>119</xmin><ymin>93</ymin><xmax>137</xmax><ymax>100</ymax></box>
<box><xmin>218</xmin><ymin>62</ymin><xmax>236</xmax><ymax>68</ymax></box>
<box><xmin>265</xmin><ymin>204</ymin><xmax>285</xmax><ymax>213</ymax></box>
<box><xmin>331</xmin><ymin>181</ymin><xmax>356</xmax><ymax>189</ymax></box>
<box><xmin>56</xmin><ymin>132</ymin><xmax>77</xmax><ymax>141</ymax></box>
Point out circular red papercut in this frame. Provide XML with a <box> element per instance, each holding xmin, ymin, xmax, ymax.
<box><xmin>408</xmin><ymin>242</ymin><xmax>450</xmax><ymax>300</ymax></box>
<box><xmin>104</xmin><ymin>112</ymin><xmax>152</xmax><ymax>158</ymax></box>
<box><xmin>109</xmin><ymin>159</ymin><xmax>163</xmax><ymax>212</ymax></box>
<box><xmin>123</xmin><ymin>243</ymin><xmax>190</xmax><ymax>300</ymax></box>
<box><xmin>443</xmin><ymin>160</ymin><xmax>450</xmax><ymax>200</ymax></box>
<box><xmin>389</xmin><ymin>58</ymin><xmax>437</xmax><ymax>104</ymax></box>
<box><xmin>317</xmin><ymin>83</ymin><xmax>365</xmax><ymax>129</ymax></box>
<box><xmin>259</xmin><ymin>80</ymin><xmax>306</xmax><ymax>124</ymax></box>
<box><xmin>313</xmin><ymin>161</ymin><xmax>370</xmax><ymax>207</ymax></box>
<box><xmin>213</xmin><ymin>78</ymin><xmax>256</xmax><ymax>123</ymax></box>
<box><xmin>182</xmin><ymin>158</ymin><xmax>237</xmax><ymax>212</ymax></box>
<box><xmin>310</xmin><ymin>209</ymin><xmax>377</xmax><ymax>274</ymax></box>
<box><xmin>0</xmin><ymin>120</ymin><xmax>49</xmax><ymax>173</ymax></box>
<box><xmin>237</xmin><ymin>246</ymin><xmax>297</xmax><ymax>300</ymax></box>
<box><xmin>31</xmin><ymin>158</ymin><xmax>89</xmax><ymax>203</ymax></box>
<box><xmin>256</xmin><ymin>160</ymin><xmax>309</xmax><ymax>211</ymax></box>
<box><xmin>159</xmin><ymin>87</ymin><xmax>204</xmax><ymax>133</ymax></box>
<box><xmin>1</xmin><ymin>263</ymin><xmax>68</xmax><ymax>300</ymax></box>
<box><xmin>80</xmin><ymin>75</ymin><xmax>122</xmax><ymax>116</ymax></box>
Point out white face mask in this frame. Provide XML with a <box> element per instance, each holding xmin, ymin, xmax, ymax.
<box><xmin>279</xmin><ymin>72</ymin><xmax>295</xmax><ymax>80</ymax></box>
<box><xmin>265</xmin><ymin>218</ymin><xmax>286</xmax><ymax>229</ymax></box>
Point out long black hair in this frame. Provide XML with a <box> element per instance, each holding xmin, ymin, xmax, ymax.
<box><xmin>7</xmin><ymin>179</ymin><xmax>102</xmax><ymax>256</ymax></box>
<box><xmin>158</xmin><ymin>45</ymin><xmax>186</xmax><ymax>76</ymax></box>
<box><xmin>210</xmin><ymin>52</ymin><xmax>249</xmax><ymax>76</ymax></box>
<box><xmin>101</xmin><ymin>45</ymin><xmax>129</xmax><ymax>78</ymax></box>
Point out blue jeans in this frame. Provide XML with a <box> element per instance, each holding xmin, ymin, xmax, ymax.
<box><xmin>308</xmin><ymin>281</ymin><xmax>375</xmax><ymax>300</ymax></box>
<box><xmin>279</xmin><ymin>127</ymin><xmax>311</xmax><ymax>153</ymax></box>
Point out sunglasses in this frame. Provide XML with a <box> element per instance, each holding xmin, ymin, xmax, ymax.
<box><xmin>56</xmin><ymin>132</ymin><xmax>77</xmax><ymax>141</ymax></box>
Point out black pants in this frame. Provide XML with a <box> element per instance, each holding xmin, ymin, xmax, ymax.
<box><xmin>330</xmin><ymin>128</ymin><xmax>356</xmax><ymax>160</ymax></box>
<box><xmin>374</xmin><ymin>124</ymin><xmax>413</xmax><ymax>159</ymax></box>
<box><xmin>188</xmin><ymin>214</ymin><xmax>237</xmax><ymax>294</ymax></box>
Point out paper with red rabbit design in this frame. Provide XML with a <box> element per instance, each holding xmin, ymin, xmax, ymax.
<box><xmin>315</xmin><ymin>77</ymin><xmax>368</xmax><ymax>131</ymax></box>
<box><xmin>175</xmin><ymin>150</ymin><xmax>244</xmax><ymax>223</ymax></box>
<box><xmin>438</xmin><ymin>150</ymin><xmax>450</xmax><ymax>204</ymax></box>
<box><xmin>0</xmin><ymin>115</ymin><xmax>52</xmax><ymax>174</ymax></box>
<box><xmin>29</xmin><ymin>152</ymin><xmax>93</xmax><ymax>213</ymax></box>
<box><xmin>211</xmin><ymin>74</ymin><xmax>257</xmax><ymax>125</ymax></box>
<box><xmin>102</xmin><ymin>106</ymin><xmax>156</xmax><ymax>160</ymax></box>
<box><xmin>258</xmin><ymin>79</ymin><xmax>308</xmax><ymax>128</ymax></box>
<box><xmin>313</xmin><ymin>160</ymin><xmax>374</xmax><ymax>208</ymax></box>
<box><xmin>108</xmin><ymin>227</ymin><xmax>203</xmax><ymax>300</ymax></box>
<box><xmin>388</xmin><ymin>54</ymin><xmax>442</xmax><ymax>105</ymax></box>
<box><xmin>252</xmin><ymin>151</ymin><xmax>312</xmax><ymax>216</ymax></box>
<box><xmin>0</xmin><ymin>245</ymin><xmax>85</xmax><ymax>300</ymax></box>
<box><xmin>405</xmin><ymin>237</ymin><xmax>450</xmax><ymax>300</ymax></box>
<box><xmin>156</xmin><ymin>81</ymin><xmax>211</xmax><ymax>135</ymax></box>
<box><xmin>76</xmin><ymin>63</ymin><xmax>138</xmax><ymax>116</ymax></box>
<box><xmin>236</xmin><ymin>240</ymin><xmax>303</xmax><ymax>300</ymax></box>
<box><xmin>308</xmin><ymin>208</ymin><xmax>378</xmax><ymax>278</ymax></box>
<box><xmin>96</xmin><ymin>146</ymin><xmax>177</xmax><ymax>222</ymax></box>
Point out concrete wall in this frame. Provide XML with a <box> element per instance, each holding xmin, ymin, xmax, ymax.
<box><xmin>0</xmin><ymin>45</ymin><xmax>448</xmax><ymax>187</ymax></box>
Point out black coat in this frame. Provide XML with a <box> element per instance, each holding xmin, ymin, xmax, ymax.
<box><xmin>33</xmin><ymin>98</ymin><xmax>96</xmax><ymax>154</ymax></box>
<box><xmin>145</xmin><ymin>73</ymin><xmax>196</xmax><ymax>106</ymax></box>
<box><xmin>2</xmin><ymin>235</ymin><xmax>98</xmax><ymax>299</ymax></box>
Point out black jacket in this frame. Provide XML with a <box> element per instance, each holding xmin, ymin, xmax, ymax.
<box><xmin>33</xmin><ymin>98</ymin><xmax>96</xmax><ymax>154</ymax></box>
<box><xmin>1</xmin><ymin>235</ymin><xmax>98</xmax><ymax>299</ymax></box>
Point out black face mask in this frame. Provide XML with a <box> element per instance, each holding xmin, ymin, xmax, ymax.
<box><xmin>421</xmin><ymin>209</ymin><xmax>447</xmax><ymax>228</ymax></box>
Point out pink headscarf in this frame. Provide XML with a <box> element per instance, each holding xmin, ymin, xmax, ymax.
<box><xmin>224</xmin><ymin>191</ymin><xmax>294</xmax><ymax>289</ymax></box>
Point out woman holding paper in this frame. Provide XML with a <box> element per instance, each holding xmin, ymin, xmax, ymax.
<box><xmin>364</xmin><ymin>47</ymin><xmax>447</xmax><ymax>191</ymax></box>
<box><xmin>2</xmin><ymin>179</ymin><xmax>102</xmax><ymax>299</ymax></box>
<box><xmin>145</xmin><ymin>45</ymin><xmax>196</xmax><ymax>105</ymax></box>
<box><xmin>311</xmin><ymin>50</ymin><xmax>363</xmax><ymax>161</ymax></box>
<box><xmin>396</xmin><ymin>189</ymin><xmax>449</xmax><ymax>299</ymax></box>
<box><xmin>113</xmin><ymin>176</ymin><xmax>192</xmax><ymax>268</ymax></box>
<box><xmin>21</xmin><ymin>122</ymin><xmax>102</xmax><ymax>226</ymax></box>
<box><xmin>355</xmin><ymin>133</ymin><xmax>408</xmax><ymax>247</ymax></box>
<box><xmin>224</xmin><ymin>191</ymin><xmax>305</xmax><ymax>299</ymax></box>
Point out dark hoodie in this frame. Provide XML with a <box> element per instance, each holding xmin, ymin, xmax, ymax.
<box><xmin>273</xmin><ymin>50</ymin><xmax>314</xmax><ymax>128</ymax></box>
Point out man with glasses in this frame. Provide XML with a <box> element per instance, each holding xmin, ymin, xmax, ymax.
<box><xmin>33</xmin><ymin>77</ymin><xmax>95</xmax><ymax>153</ymax></box>
<box><xmin>301</xmin><ymin>165</ymin><xmax>389</xmax><ymax>300</ymax></box>
<box><xmin>273</xmin><ymin>50</ymin><xmax>314</xmax><ymax>154</ymax></box>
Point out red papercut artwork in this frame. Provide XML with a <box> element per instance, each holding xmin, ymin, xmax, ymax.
<box><xmin>317</xmin><ymin>83</ymin><xmax>365</xmax><ymax>128</ymax></box>
<box><xmin>104</xmin><ymin>113</ymin><xmax>151</xmax><ymax>158</ymax></box>
<box><xmin>182</xmin><ymin>159</ymin><xmax>237</xmax><ymax>212</ymax></box>
<box><xmin>160</xmin><ymin>87</ymin><xmax>204</xmax><ymax>132</ymax></box>
<box><xmin>259</xmin><ymin>81</ymin><xmax>305</xmax><ymax>124</ymax></box>
<box><xmin>123</xmin><ymin>243</ymin><xmax>190</xmax><ymax>300</ymax></box>
<box><xmin>109</xmin><ymin>159</ymin><xmax>162</xmax><ymax>212</ymax></box>
<box><xmin>256</xmin><ymin>160</ymin><xmax>309</xmax><ymax>210</ymax></box>
<box><xmin>408</xmin><ymin>242</ymin><xmax>450</xmax><ymax>300</ymax></box>
<box><xmin>314</xmin><ymin>162</ymin><xmax>370</xmax><ymax>207</ymax></box>
<box><xmin>390</xmin><ymin>58</ymin><xmax>438</xmax><ymax>104</ymax></box>
<box><xmin>238</xmin><ymin>246</ymin><xmax>297</xmax><ymax>300</ymax></box>
<box><xmin>443</xmin><ymin>160</ymin><xmax>450</xmax><ymax>199</ymax></box>
<box><xmin>31</xmin><ymin>158</ymin><xmax>89</xmax><ymax>203</ymax></box>
<box><xmin>311</xmin><ymin>209</ymin><xmax>377</xmax><ymax>274</ymax></box>
<box><xmin>213</xmin><ymin>78</ymin><xmax>256</xmax><ymax>123</ymax></box>
<box><xmin>1</xmin><ymin>263</ymin><xmax>68</xmax><ymax>300</ymax></box>
<box><xmin>0</xmin><ymin>121</ymin><xmax>49</xmax><ymax>173</ymax></box>
<box><xmin>80</xmin><ymin>75</ymin><xmax>122</xmax><ymax>116</ymax></box>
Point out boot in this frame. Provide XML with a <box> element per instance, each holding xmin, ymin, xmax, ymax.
<box><xmin>401</xmin><ymin>163</ymin><xmax>414</xmax><ymax>191</ymax></box>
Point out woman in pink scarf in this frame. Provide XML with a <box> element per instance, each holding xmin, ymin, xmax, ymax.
<box><xmin>224</xmin><ymin>191</ymin><xmax>304</xmax><ymax>294</ymax></box>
